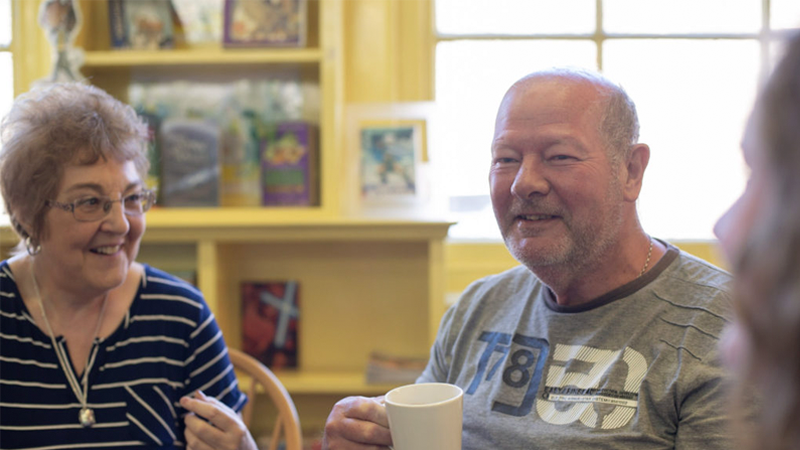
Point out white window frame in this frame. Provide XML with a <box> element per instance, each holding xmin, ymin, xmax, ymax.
<box><xmin>432</xmin><ymin>0</ymin><xmax>797</xmax><ymax>242</ymax></box>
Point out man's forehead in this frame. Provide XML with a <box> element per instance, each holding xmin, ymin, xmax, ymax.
<box><xmin>499</xmin><ymin>84</ymin><xmax>603</xmax><ymax>128</ymax></box>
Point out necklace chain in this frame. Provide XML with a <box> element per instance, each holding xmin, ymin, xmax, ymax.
<box><xmin>640</xmin><ymin>238</ymin><xmax>654</xmax><ymax>277</ymax></box>
<box><xmin>30</xmin><ymin>259</ymin><xmax>108</xmax><ymax>428</ymax></box>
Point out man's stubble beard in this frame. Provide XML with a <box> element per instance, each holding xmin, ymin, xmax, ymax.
<box><xmin>503</xmin><ymin>182</ymin><xmax>626</xmax><ymax>274</ymax></box>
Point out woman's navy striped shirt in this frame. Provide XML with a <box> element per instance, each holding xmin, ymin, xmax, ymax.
<box><xmin>0</xmin><ymin>261</ymin><xmax>246</xmax><ymax>449</ymax></box>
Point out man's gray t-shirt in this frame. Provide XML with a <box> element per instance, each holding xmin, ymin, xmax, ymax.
<box><xmin>418</xmin><ymin>243</ymin><xmax>734</xmax><ymax>449</ymax></box>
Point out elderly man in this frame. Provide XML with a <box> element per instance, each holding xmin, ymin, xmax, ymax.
<box><xmin>323</xmin><ymin>68</ymin><xmax>734</xmax><ymax>449</ymax></box>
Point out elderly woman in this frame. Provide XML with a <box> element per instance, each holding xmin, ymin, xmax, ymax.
<box><xmin>0</xmin><ymin>82</ymin><xmax>257</xmax><ymax>450</ymax></box>
<box><xmin>714</xmin><ymin>32</ymin><xmax>800</xmax><ymax>449</ymax></box>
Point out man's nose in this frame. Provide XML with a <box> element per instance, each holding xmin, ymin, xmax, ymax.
<box><xmin>511</xmin><ymin>158</ymin><xmax>550</xmax><ymax>199</ymax></box>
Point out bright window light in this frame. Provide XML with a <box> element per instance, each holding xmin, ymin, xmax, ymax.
<box><xmin>0</xmin><ymin>53</ymin><xmax>12</xmax><ymax>118</ymax></box>
<box><xmin>0</xmin><ymin>0</ymin><xmax>9</xmax><ymax>46</ymax></box>
<box><xmin>604</xmin><ymin>0</ymin><xmax>761</xmax><ymax>34</ymax></box>
<box><xmin>433</xmin><ymin>0</ymin><xmax>788</xmax><ymax>242</ymax></box>
<box><xmin>0</xmin><ymin>0</ymin><xmax>11</xmax><ymax>226</ymax></box>
<box><xmin>435</xmin><ymin>0</ymin><xmax>595</xmax><ymax>35</ymax></box>
<box><xmin>603</xmin><ymin>39</ymin><xmax>757</xmax><ymax>240</ymax></box>
<box><xmin>771</xmin><ymin>0</ymin><xmax>800</xmax><ymax>30</ymax></box>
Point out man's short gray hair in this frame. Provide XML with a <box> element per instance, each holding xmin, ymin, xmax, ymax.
<box><xmin>518</xmin><ymin>67</ymin><xmax>640</xmax><ymax>165</ymax></box>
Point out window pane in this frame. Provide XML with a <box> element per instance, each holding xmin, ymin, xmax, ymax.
<box><xmin>604</xmin><ymin>0</ymin><xmax>761</xmax><ymax>34</ymax></box>
<box><xmin>436</xmin><ymin>0</ymin><xmax>595</xmax><ymax>35</ymax></box>
<box><xmin>771</xmin><ymin>0</ymin><xmax>800</xmax><ymax>30</ymax></box>
<box><xmin>0</xmin><ymin>0</ymin><xmax>9</xmax><ymax>46</ymax></box>
<box><xmin>604</xmin><ymin>39</ymin><xmax>759</xmax><ymax>240</ymax></box>
<box><xmin>0</xmin><ymin>53</ymin><xmax>11</xmax><ymax>114</ymax></box>
<box><xmin>434</xmin><ymin>40</ymin><xmax>596</xmax><ymax>239</ymax></box>
<box><xmin>0</xmin><ymin>52</ymin><xmax>11</xmax><ymax>226</ymax></box>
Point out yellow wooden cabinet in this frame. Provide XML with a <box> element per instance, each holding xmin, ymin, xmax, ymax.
<box><xmin>4</xmin><ymin>0</ymin><xmax>452</xmax><ymax>436</ymax></box>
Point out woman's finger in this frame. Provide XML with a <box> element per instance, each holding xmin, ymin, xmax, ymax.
<box><xmin>184</xmin><ymin>414</ymin><xmax>223</xmax><ymax>450</ymax></box>
<box><xmin>181</xmin><ymin>391</ymin><xmax>237</xmax><ymax>431</ymax></box>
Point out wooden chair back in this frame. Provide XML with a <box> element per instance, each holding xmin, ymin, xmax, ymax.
<box><xmin>228</xmin><ymin>348</ymin><xmax>302</xmax><ymax>450</ymax></box>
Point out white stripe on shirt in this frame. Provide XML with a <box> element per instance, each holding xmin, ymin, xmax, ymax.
<box><xmin>131</xmin><ymin>315</ymin><xmax>196</xmax><ymax>327</ymax></box>
<box><xmin>187</xmin><ymin>330</ymin><xmax>223</xmax><ymax>367</ymax></box>
<box><xmin>126</xmin><ymin>413</ymin><xmax>163</xmax><ymax>446</ymax></box>
<box><xmin>0</xmin><ymin>421</ymin><xmax>128</xmax><ymax>430</ymax></box>
<box><xmin>94</xmin><ymin>378</ymin><xmax>184</xmax><ymax>390</ymax></box>
<box><xmin>101</xmin><ymin>356</ymin><xmax>184</xmax><ymax>370</ymax></box>
<box><xmin>8</xmin><ymin>440</ymin><xmax>147</xmax><ymax>450</ymax></box>
<box><xmin>105</xmin><ymin>335</ymin><xmax>188</xmax><ymax>352</ymax></box>
<box><xmin>189</xmin><ymin>314</ymin><xmax>214</xmax><ymax>340</ymax></box>
<box><xmin>140</xmin><ymin>293</ymin><xmax>202</xmax><ymax>309</ymax></box>
<box><xmin>189</xmin><ymin>343</ymin><xmax>226</xmax><ymax>379</ymax></box>
<box><xmin>0</xmin><ymin>355</ymin><xmax>58</xmax><ymax>369</ymax></box>
<box><xmin>0</xmin><ymin>401</ymin><xmax>126</xmax><ymax>409</ymax></box>
<box><xmin>124</xmin><ymin>385</ymin><xmax>177</xmax><ymax>441</ymax></box>
<box><xmin>0</xmin><ymin>332</ymin><xmax>52</xmax><ymax>348</ymax></box>
<box><xmin>153</xmin><ymin>385</ymin><xmax>177</xmax><ymax>420</ymax></box>
<box><xmin>146</xmin><ymin>276</ymin><xmax>202</xmax><ymax>296</ymax></box>
<box><xmin>197</xmin><ymin>364</ymin><xmax>234</xmax><ymax>394</ymax></box>
<box><xmin>0</xmin><ymin>379</ymin><xmax>66</xmax><ymax>389</ymax></box>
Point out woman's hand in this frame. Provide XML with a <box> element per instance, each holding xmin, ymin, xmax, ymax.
<box><xmin>181</xmin><ymin>390</ymin><xmax>258</xmax><ymax>450</ymax></box>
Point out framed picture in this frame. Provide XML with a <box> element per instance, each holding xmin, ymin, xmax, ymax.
<box><xmin>241</xmin><ymin>280</ymin><xmax>300</xmax><ymax>371</ymax></box>
<box><xmin>223</xmin><ymin>0</ymin><xmax>306</xmax><ymax>48</ymax></box>
<box><xmin>343</xmin><ymin>102</ymin><xmax>437</xmax><ymax>215</ymax></box>
<box><xmin>171</xmin><ymin>0</ymin><xmax>224</xmax><ymax>46</ymax></box>
<box><xmin>359</xmin><ymin>120</ymin><xmax>426</xmax><ymax>200</ymax></box>
<box><xmin>108</xmin><ymin>0</ymin><xmax>175</xmax><ymax>50</ymax></box>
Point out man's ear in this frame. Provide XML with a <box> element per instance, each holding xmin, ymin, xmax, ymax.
<box><xmin>622</xmin><ymin>143</ymin><xmax>650</xmax><ymax>202</ymax></box>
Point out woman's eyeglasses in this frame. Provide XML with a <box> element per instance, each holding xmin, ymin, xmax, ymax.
<box><xmin>46</xmin><ymin>190</ymin><xmax>156</xmax><ymax>222</ymax></box>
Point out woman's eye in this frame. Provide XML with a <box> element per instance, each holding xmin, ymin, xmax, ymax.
<box><xmin>125</xmin><ymin>193</ymin><xmax>143</xmax><ymax>203</ymax></box>
<box><xmin>76</xmin><ymin>197</ymin><xmax>101</xmax><ymax>208</ymax></box>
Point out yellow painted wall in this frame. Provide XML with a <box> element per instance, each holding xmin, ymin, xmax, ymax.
<box><xmin>11</xmin><ymin>0</ymin><xmax>52</xmax><ymax>95</ymax></box>
<box><xmin>8</xmin><ymin>0</ymin><xmax>728</xmax><ymax>302</ymax></box>
<box><xmin>343</xmin><ymin>0</ymin><xmax>433</xmax><ymax>102</ymax></box>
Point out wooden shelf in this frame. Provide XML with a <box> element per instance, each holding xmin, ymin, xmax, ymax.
<box><xmin>0</xmin><ymin>212</ymin><xmax>452</xmax><ymax>244</ymax></box>
<box><xmin>82</xmin><ymin>48</ymin><xmax>324</xmax><ymax>67</ymax></box>
<box><xmin>273</xmin><ymin>371</ymin><xmax>401</xmax><ymax>395</ymax></box>
<box><xmin>0</xmin><ymin>208</ymin><xmax>451</xmax><ymax>243</ymax></box>
<box><xmin>142</xmin><ymin>209</ymin><xmax>451</xmax><ymax>241</ymax></box>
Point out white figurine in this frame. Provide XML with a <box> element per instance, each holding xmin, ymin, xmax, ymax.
<box><xmin>38</xmin><ymin>0</ymin><xmax>84</xmax><ymax>84</ymax></box>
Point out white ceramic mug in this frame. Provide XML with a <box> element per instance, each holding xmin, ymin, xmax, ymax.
<box><xmin>384</xmin><ymin>382</ymin><xmax>463</xmax><ymax>450</ymax></box>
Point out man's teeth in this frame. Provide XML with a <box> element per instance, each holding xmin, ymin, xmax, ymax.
<box><xmin>522</xmin><ymin>215</ymin><xmax>555</xmax><ymax>221</ymax></box>
<box><xmin>93</xmin><ymin>246</ymin><xmax>120</xmax><ymax>255</ymax></box>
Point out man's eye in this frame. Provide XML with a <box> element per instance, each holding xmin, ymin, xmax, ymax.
<box><xmin>551</xmin><ymin>155</ymin><xmax>574</xmax><ymax>161</ymax></box>
<box><xmin>494</xmin><ymin>157</ymin><xmax>518</xmax><ymax>164</ymax></box>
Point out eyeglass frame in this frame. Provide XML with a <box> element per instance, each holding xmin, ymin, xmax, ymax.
<box><xmin>45</xmin><ymin>189</ymin><xmax>157</xmax><ymax>222</ymax></box>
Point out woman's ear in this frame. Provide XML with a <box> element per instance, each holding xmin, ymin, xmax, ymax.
<box><xmin>11</xmin><ymin>212</ymin><xmax>36</xmax><ymax>241</ymax></box>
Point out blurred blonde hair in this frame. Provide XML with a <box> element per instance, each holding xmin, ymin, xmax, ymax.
<box><xmin>732</xmin><ymin>31</ymin><xmax>800</xmax><ymax>450</ymax></box>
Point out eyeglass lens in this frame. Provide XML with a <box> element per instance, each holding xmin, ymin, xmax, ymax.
<box><xmin>73</xmin><ymin>192</ymin><xmax>154</xmax><ymax>221</ymax></box>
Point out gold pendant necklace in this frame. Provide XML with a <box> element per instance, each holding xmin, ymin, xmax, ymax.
<box><xmin>30</xmin><ymin>260</ymin><xmax>108</xmax><ymax>428</ymax></box>
<box><xmin>640</xmin><ymin>237</ymin><xmax>654</xmax><ymax>277</ymax></box>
